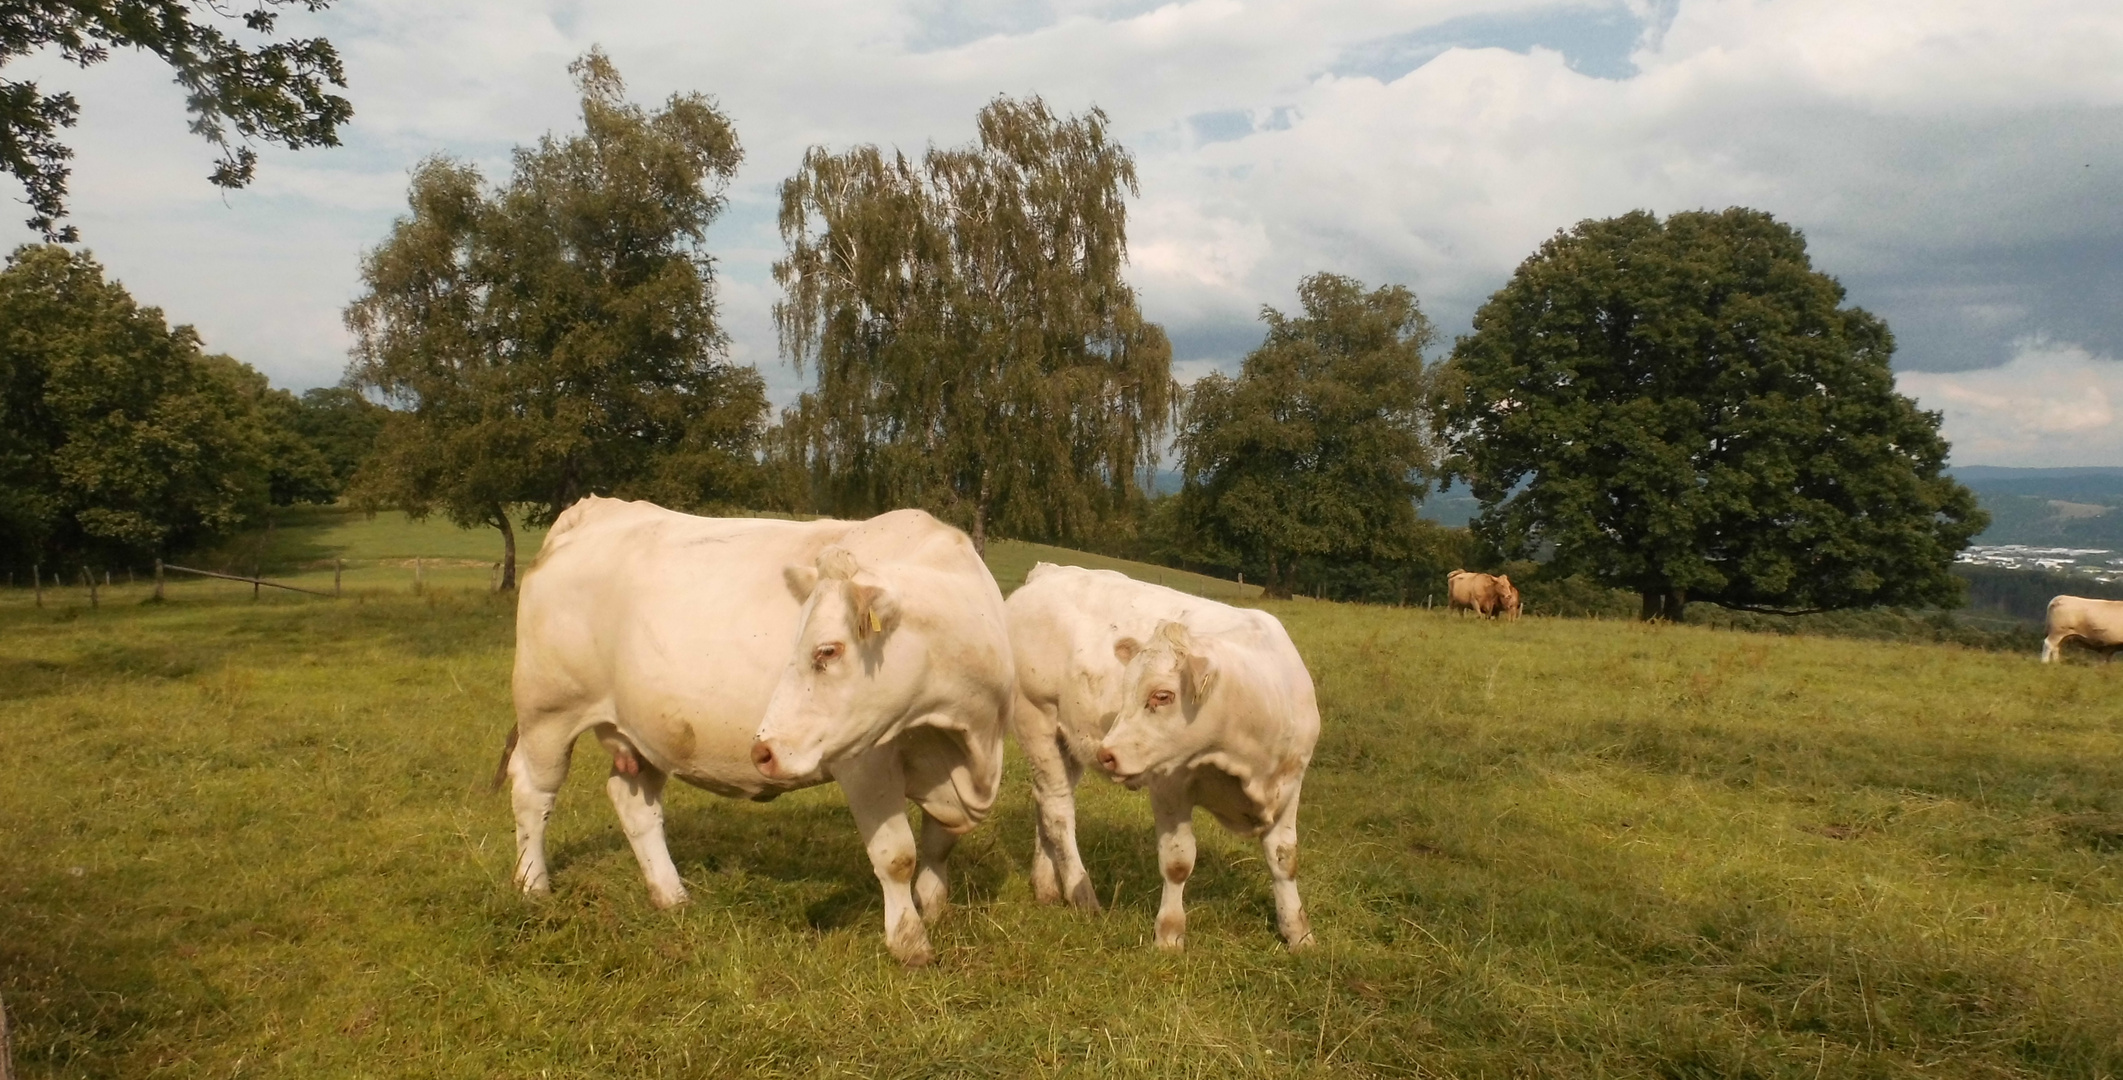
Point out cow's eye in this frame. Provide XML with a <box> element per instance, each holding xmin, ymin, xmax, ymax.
<box><xmin>1149</xmin><ymin>689</ymin><xmax>1175</xmax><ymax>708</ymax></box>
<box><xmin>813</xmin><ymin>642</ymin><xmax>843</xmax><ymax>669</ymax></box>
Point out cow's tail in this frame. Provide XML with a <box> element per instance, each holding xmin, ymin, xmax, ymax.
<box><xmin>489</xmin><ymin>725</ymin><xmax>520</xmax><ymax>794</ymax></box>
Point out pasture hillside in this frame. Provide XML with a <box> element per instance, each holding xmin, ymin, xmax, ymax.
<box><xmin>1</xmin><ymin>552</ymin><xmax>2120</xmax><ymax>1076</ymax></box>
<box><xmin>148</xmin><ymin>505</ymin><xmax>1258</xmax><ymax>602</ymax></box>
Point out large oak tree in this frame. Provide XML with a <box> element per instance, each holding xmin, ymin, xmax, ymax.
<box><xmin>773</xmin><ymin>96</ymin><xmax>1172</xmax><ymax>551</ymax></box>
<box><xmin>345</xmin><ymin>52</ymin><xmax>765</xmax><ymax>589</ymax></box>
<box><xmin>1437</xmin><ymin>208</ymin><xmax>1985</xmax><ymax>621</ymax></box>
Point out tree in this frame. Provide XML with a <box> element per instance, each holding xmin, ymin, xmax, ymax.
<box><xmin>345</xmin><ymin>51</ymin><xmax>764</xmax><ymax>589</ymax></box>
<box><xmin>774</xmin><ymin>96</ymin><xmax>1172</xmax><ymax>552</ymax></box>
<box><xmin>0</xmin><ymin>0</ymin><xmax>352</xmax><ymax>240</ymax></box>
<box><xmin>0</xmin><ymin>243</ymin><xmax>278</xmax><ymax>565</ymax></box>
<box><xmin>1174</xmin><ymin>273</ymin><xmax>1439</xmax><ymax>599</ymax></box>
<box><xmin>1437</xmin><ymin>208</ymin><xmax>1987</xmax><ymax>621</ymax></box>
<box><xmin>283</xmin><ymin>385</ymin><xmax>384</xmax><ymax>493</ymax></box>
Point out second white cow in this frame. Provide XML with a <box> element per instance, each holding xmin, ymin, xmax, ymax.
<box><xmin>1007</xmin><ymin>563</ymin><xmax>1319</xmax><ymax>950</ymax></box>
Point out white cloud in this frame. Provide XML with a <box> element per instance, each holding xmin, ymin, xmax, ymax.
<box><xmin>1898</xmin><ymin>341</ymin><xmax>2123</xmax><ymax>467</ymax></box>
<box><xmin>4</xmin><ymin>0</ymin><xmax>2119</xmax><ymax>403</ymax></box>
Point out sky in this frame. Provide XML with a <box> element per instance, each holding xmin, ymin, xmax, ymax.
<box><xmin>10</xmin><ymin>0</ymin><xmax>2123</xmax><ymax>467</ymax></box>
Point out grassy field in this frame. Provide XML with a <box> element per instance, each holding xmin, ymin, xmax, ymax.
<box><xmin>1</xmin><ymin>515</ymin><xmax>2120</xmax><ymax>1077</ymax></box>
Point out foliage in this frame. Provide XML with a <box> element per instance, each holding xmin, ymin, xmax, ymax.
<box><xmin>773</xmin><ymin>96</ymin><xmax>1172</xmax><ymax>551</ymax></box>
<box><xmin>1439</xmin><ymin>208</ymin><xmax>1987</xmax><ymax>621</ymax></box>
<box><xmin>0</xmin><ymin>243</ymin><xmax>298</xmax><ymax>565</ymax></box>
<box><xmin>345</xmin><ymin>51</ymin><xmax>765</xmax><ymax>588</ymax></box>
<box><xmin>283</xmin><ymin>385</ymin><xmax>385</xmax><ymax>492</ymax></box>
<box><xmin>5</xmin><ymin>582</ymin><xmax>2122</xmax><ymax>1077</ymax></box>
<box><xmin>1173</xmin><ymin>273</ymin><xmax>1439</xmax><ymax>600</ymax></box>
<box><xmin>1955</xmin><ymin>564</ymin><xmax>2123</xmax><ymax>623</ymax></box>
<box><xmin>0</xmin><ymin>0</ymin><xmax>351</xmax><ymax>240</ymax></box>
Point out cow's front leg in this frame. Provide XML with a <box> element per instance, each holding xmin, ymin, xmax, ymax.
<box><xmin>1149</xmin><ymin>778</ymin><xmax>1196</xmax><ymax>951</ymax></box>
<box><xmin>832</xmin><ymin>749</ymin><xmax>933</xmax><ymax>967</ymax></box>
<box><xmin>1018</xmin><ymin>696</ymin><xmax>1099</xmax><ymax>910</ymax></box>
<box><xmin>913</xmin><ymin>810</ymin><xmax>957</xmax><ymax>921</ymax></box>
<box><xmin>1262</xmin><ymin>779</ymin><xmax>1314</xmax><ymax>949</ymax></box>
<box><xmin>601</xmin><ymin>733</ymin><xmax>687</xmax><ymax>909</ymax></box>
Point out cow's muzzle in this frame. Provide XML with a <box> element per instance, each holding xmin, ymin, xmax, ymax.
<box><xmin>751</xmin><ymin>738</ymin><xmax>788</xmax><ymax>779</ymax></box>
<box><xmin>1095</xmin><ymin>745</ymin><xmax>1147</xmax><ymax>787</ymax></box>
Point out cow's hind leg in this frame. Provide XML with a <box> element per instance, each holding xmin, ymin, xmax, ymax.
<box><xmin>1261</xmin><ymin>780</ymin><xmax>1314</xmax><ymax>950</ymax></box>
<box><xmin>1018</xmin><ymin>697</ymin><xmax>1099</xmax><ymax>910</ymax></box>
<box><xmin>913</xmin><ymin>810</ymin><xmax>957</xmax><ymax>921</ymax></box>
<box><xmin>598</xmin><ymin>725</ymin><xmax>686</xmax><ymax>909</ymax></box>
<box><xmin>1149</xmin><ymin>778</ymin><xmax>1196</xmax><ymax>951</ymax></box>
<box><xmin>507</xmin><ymin>720</ymin><xmax>576</xmax><ymax>897</ymax></box>
<box><xmin>832</xmin><ymin>748</ymin><xmax>933</xmax><ymax>967</ymax></box>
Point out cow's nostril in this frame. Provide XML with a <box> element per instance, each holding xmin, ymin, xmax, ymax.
<box><xmin>1096</xmin><ymin>747</ymin><xmax>1119</xmax><ymax>773</ymax></box>
<box><xmin>750</xmin><ymin>740</ymin><xmax>776</xmax><ymax>771</ymax></box>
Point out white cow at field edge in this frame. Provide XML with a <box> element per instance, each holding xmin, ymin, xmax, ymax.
<box><xmin>501</xmin><ymin>497</ymin><xmax>1013</xmax><ymax>966</ymax></box>
<box><xmin>1006</xmin><ymin>563</ymin><xmax>1319</xmax><ymax>951</ymax></box>
<box><xmin>2043</xmin><ymin>594</ymin><xmax>2123</xmax><ymax>663</ymax></box>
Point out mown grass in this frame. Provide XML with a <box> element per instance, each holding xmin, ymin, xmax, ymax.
<box><xmin>1</xmin><ymin>526</ymin><xmax>2120</xmax><ymax>1077</ymax></box>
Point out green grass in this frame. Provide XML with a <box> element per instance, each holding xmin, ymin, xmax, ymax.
<box><xmin>2</xmin><ymin>516</ymin><xmax>2121</xmax><ymax>1077</ymax></box>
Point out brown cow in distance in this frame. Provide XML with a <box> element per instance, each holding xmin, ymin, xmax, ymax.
<box><xmin>1447</xmin><ymin>570</ymin><xmax>1520</xmax><ymax>619</ymax></box>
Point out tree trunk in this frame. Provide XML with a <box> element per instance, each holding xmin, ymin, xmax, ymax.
<box><xmin>1264</xmin><ymin>553</ymin><xmax>1292</xmax><ymax>599</ymax></box>
<box><xmin>1638</xmin><ymin>587</ymin><xmax>1687</xmax><ymax>622</ymax></box>
<box><xmin>969</xmin><ymin>467</ymin><xmax>991</xmax><ymax>556</ymax></box>
<box><xmin>496</xmin><ymin>508</ymin><xmax>518</xmax><ymax>591</ymax></box>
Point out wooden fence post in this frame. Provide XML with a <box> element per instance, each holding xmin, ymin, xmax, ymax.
<box><xmin>252</xmin><ymin>562</ymin><xmax>261</xmax><ymax>602</ymax></box>
<box><xmin>415</xmin><ymin>558</ymin><xmax>424</xmax><ymax>595</ymax></box>
<box><xmin>489</xmin><ymin>561</ymin><xmax>500</xmax><ymax>592</ymax></box>
<box><xmin>154</xmin><ymin>559</ymin><xmax>165</xmax><ymax>602</ymax></box>
<box><xmin>33</xmin><ymin>564</ymin><xmax>42</xmax><ymax>608</ymax></box>
<box><xmin>1</xmin><ymin>986</ymin><xmax>15</xmax><ymax>1080</ymax></box>
<box><xmin>83</xmin><ymin>565</ymin><xmax>97</xmax><ymax>608</ymax></box>
<box><xmin>334</xmin><ymin>558</ymin><xmax>343</xmax><ymax>598</ymax></box>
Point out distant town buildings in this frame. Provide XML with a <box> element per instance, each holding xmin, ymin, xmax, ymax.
<box><xmin>1957</xmin><ymin>545</ymin><xmax>2123</xmax><ymax>583</ymax></box>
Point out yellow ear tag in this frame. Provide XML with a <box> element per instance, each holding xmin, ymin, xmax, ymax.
<box><xmin>868</xmin><ymin>610</ymin><xmax>882</xmax><ymax>633</ymax></box>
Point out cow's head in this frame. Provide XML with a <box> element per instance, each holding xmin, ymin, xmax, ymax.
<box><xmin>751</xmin><ymin>546</ymin><xmax>913</xmax><ymax>781</ymax></box>
<box><xmin>1495</xmin><ymin>574</ymin><xmax>1521</xmax><ymax>618</ymax></box>
<box><xmin>1096</xmin><ymin>620</ymin><xmax>1218</xmax><ymax>786</ymax></box>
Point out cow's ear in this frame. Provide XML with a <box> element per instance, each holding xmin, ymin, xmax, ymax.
<box><xmin>783</xmin><ymin>564</ymin><xmax>819</xmax><ymax>602</ymax></box>
<box><xmin>1113</xmin><ymin>637</ymin><xmax>1142</xmax><ymax>664</ymax></box>
<box><xmin>1496</xmin><ymin>574</ymin><xmax>1511</xmax><ymax>587</ymax></box>
<box><xmin>851</xmin><ymin>582</ymin><xmax>900</xmax><ymax>641</ymax></box>
<box><xmin>1184</xmin><ymin>652</ymin><xmax>1217</xmax><ymax>703</ymax></box>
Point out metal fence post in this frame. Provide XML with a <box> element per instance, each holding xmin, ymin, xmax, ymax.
<box><xmin>154</xmin><ymin>558</ymin><xmax>165</xmax><ymax>602</ymax></box>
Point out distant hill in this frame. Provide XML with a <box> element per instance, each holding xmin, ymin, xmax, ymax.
<box><xmin>1952</xmin><ymin>465</ymin><xmax>2123</xmax><ymax>548</ymax></box>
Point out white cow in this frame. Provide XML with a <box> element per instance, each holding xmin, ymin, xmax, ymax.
<box><xmin>501</xmin><ymin>497</ymin><xmax>1013</xmax><ymax>966</ymax></box>
<box><xmin>2043</xmin><ymin>594</ymin><xmax>2123</xmax><ymax>663</ymax></box>
<box><xmin>1007</xmin><ymin>563</ymin><xmax>1319</xmax><ymax>951</ymax></box>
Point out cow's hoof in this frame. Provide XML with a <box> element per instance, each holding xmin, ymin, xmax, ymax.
<box><xmin>1065</xmin><ymin>878</ymin><xmax>1103</xmax><ymax>913</ymax></box>
<box><xmin>887</xmin><ymin>915</ymin><xmax>933</xmax><ymax>967</ymax></box>
<box><xmin>649</xmin><ymin>886</ymin><xmax>690</xmax><ymax>910</ymax></box>
<box><xmin>1285</xmin><ymin>929</ymin><xmax>1318</xmax><ymax>952</ymax></box>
